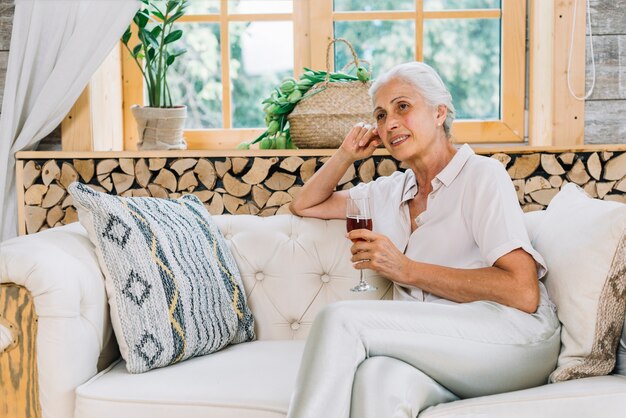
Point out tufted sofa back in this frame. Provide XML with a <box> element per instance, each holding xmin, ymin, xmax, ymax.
<box><xmin>214</xmin><ymin>214</ymin><xmax>393</xmax><ymax>340</ymax></box>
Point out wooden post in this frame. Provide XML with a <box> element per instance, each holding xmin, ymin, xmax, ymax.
<box><xmin>529</xmin><ymin>0</ymin><xmax>586</xmax><ymax>146</ymax></box>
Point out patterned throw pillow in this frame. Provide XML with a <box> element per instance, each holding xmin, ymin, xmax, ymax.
<box><xmin>68</xmin><ymin>182</ymin><xmax>254</xmax><ymax>373</ymax></box>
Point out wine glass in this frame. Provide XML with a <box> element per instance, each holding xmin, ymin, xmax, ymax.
<box><xmin>346</xmin><ymin>197</ymin><xmax>377</xmax><ymax>292</ymax></box>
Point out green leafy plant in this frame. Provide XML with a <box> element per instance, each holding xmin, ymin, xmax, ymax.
<box><xmin>238</xmin><ymin>66</ymin><xmax>370</xmax><ymax>150</ymax></box>
<box><xmin>121</xmin><ymin>0</ymin><xmax>189</xmax><ymax>108</ymax></box>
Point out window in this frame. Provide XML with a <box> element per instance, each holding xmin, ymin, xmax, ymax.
<box><xmin>121</xmin><ymin>0</ymin><xmax>525</xmax><ymax>149</ymax></box>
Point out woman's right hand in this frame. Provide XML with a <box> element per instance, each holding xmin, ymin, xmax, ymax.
<box><xmin>338</xmin><ymin>122</ymin><xmax>381</xmax><ymax>162</ymax></box>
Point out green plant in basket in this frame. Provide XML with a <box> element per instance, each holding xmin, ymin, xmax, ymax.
<box><xmin>237</xmin><ymin>66</ymin><xmax>371</xmax><ymax>150</ymax></box>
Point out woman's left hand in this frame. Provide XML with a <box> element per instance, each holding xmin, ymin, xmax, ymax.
<box><xmin>347</xmin><ymin>229</ymin><xmax>410</xmax><ymax>283</ymax></box>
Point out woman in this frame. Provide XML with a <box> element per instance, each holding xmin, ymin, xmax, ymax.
<box><xmin>286</xmin><ymin>62</ymin><xmax>560</xmax><ymax>418</ymax></box>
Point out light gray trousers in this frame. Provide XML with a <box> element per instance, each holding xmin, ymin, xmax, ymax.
<box><xmin>286</xmin><ymin>299</ymin><xmax>560</xmax><ymax>418</ymax></box>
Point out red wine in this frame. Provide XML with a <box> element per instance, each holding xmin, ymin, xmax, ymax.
<box><xmin>347</xmin><ymin>216</ymin><xmax>372</xmax><ymax>242</ymax></box>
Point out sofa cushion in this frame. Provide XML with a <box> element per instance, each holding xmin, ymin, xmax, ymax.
<box><xmin>419</xmin><ymin>375</ymin><xmax>626</xmax><ymax>417</ymax></box>
<box><xmin>74</xmin><ymin>340</ymin><xmax>305</xmax><ymax>418</ymax></box>
<box><xmin>69</xmin><ymin>183</ymin><xmax>254</xmax><ymax>373</ymax></box>
<box><xmin>529</xmin><ymin>184</ymin><xmax>626</xmax><ymax>382</ymax></box>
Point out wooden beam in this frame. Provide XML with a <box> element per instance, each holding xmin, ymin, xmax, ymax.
<box><xmin>122</xmin><ymin>31</ymin><xmax>144</xmax><ymax>151</ymax></box>
<box><xmin>529</xmin><ymin>0</ymin><xmax>586</xmax><ymax>146</ymax></box>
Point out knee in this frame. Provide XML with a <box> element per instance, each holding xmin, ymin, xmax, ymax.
<box><xmin>313</xmin><ymin>301</ymin><xmax>358</xmax><ymax>330</ymax></box>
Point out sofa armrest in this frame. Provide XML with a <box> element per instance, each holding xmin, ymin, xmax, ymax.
<box><xmin>0</xmin><ymin>223</ymin><xmax>116</xmax><ymax>418</ymax></box>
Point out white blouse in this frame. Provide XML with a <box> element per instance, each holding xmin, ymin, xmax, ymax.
<box><xmin>349</xmin><ymin>144</ymin><xmax>548</xmax><ymax>303</ymax></box>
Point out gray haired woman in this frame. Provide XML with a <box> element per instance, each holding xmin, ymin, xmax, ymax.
<box><xmin>287</xmin><ymin>61</ymin><xmax>560</xmax><ymax>418</ymax></box>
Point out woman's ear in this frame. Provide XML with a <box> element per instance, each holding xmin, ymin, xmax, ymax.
<box><xmin>436</xmin><ymin>104</ymin><xmax>448</xmax><ymax>127</ymax></box>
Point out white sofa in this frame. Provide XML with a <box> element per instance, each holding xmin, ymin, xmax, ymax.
<box><xmin>1</xmin><ymin>213</ymin><xmax>626</xmax><ymax>418</ymax></box>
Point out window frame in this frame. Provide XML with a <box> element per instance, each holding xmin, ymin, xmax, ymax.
<box><xmin>121</xmin><ymin>0</ymin><xmax>526</xmax><ymax>150</ymax></box>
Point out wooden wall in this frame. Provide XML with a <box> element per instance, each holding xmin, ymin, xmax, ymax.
<box><xmin>0</xmin><ymin>0</ymin><xmax>12</xmax><ymax>109</ymax></box>
<box><xmin>585</xmin><ymin>0</ymin><xmax>626</xmax><ymax>144</ymax></box>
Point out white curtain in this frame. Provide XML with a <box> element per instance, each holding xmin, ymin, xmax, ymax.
<box><xmin>0</xmin><ymin>0</ymin><xmax>140</xmax><ymax>240</ymax></box>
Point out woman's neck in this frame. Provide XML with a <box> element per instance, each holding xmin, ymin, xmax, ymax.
<box><xmin>406</xmin><ymin>140</ymin><xmax>457</xmax><ymax>192</ymax></box>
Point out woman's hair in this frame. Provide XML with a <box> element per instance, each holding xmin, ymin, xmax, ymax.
<box><xmin>369</xmin><ymin>62</ymin><xmax>456</xmax><ymax>138</ymax></box>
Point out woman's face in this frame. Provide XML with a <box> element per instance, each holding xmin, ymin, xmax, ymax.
<box><xmin>373</xmin><ymin>77</ymin><xmax>446</xmax><ymax>161</ymax></box>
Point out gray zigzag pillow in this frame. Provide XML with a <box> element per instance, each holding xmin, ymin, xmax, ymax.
<box><xmin>69</xmin><ymin>182</ymin><xmax>255</xmax><ymax>373</ymax></box>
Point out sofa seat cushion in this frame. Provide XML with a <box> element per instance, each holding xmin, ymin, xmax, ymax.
<box><xmin>75</xmin><ymin>340</ymin><xmax>305</xmax><ymax>418</ymax></box>
<box><xmin>420</xmin><ymin>375</ymin><xmax>626</xmax><ymax>418</ymax></box>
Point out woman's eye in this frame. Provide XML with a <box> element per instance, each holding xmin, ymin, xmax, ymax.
<box><xmin>376</xmin><ymin>113</ymin><xmax>385</xmax><ymax>121</ymax></box>
<box><xmin>399</xmin><ymin>103</ymin><xmax>409</xmax><ymax>111</ymax></box>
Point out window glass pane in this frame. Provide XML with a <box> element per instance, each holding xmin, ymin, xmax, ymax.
<box><xmin>186</xmin><ymin>1</ymin><xmax>220</xmax><ymax>14</ymax></box>
<box><xmin>229</xmin><ymin>0</ymin><xmax>292</xmax><ymax>14</ymax></box>
<box><xmin>424</xmin><ymin>0</ymin><xmax>500</xmax><ymax>11</ymax></box>
<box><xmin>334</xmin><ymin>20</ymin><xmax>415</xmax><ymax>79</ymax></box>
<box><xmin>423</xmin><ymin>18</ymin><xmax>500</xmax><ymax>119</ymax></box>
<box><xmin>334</xmin><ymin>0</ymin><xmax>414</xmax><ymax>12</ymax></box>
<box><xmin>230</xmin><ymin>21</ymin><xmax>294</xmax><ymax>128</ymax></box>
<box><xmin>168</xmin><ymin>23</ymin><xmax>222</xmax><ymax>129</ymax></box>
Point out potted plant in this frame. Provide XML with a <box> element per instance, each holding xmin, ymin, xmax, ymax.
<box><xmin>122</xmin><ymin>0</ymin><xmax>189</xmax><ymax>150</ymax></box>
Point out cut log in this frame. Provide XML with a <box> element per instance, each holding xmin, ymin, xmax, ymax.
<box><xmin>131</xmin><ymin>188</ymin><xmax>150</xmax><ymax>198</ymax></box>
<box><xmin>41</xmin><ymin>160</ymin><xmax>60</xmax><ymax>186</ymax></box>
<box><xmin>242</xmin><ymin>157</ymin><xmax>279</xmax><ymax>185</ymax></box>
<box><xmin>540</xmin><ymin>154</ymin><xmax>565</xmax><ymax>175</ymax></box>
<box><xmin>604</xmin><ymin>194</ymin><xmax>626</xmax><ymax>204</ymax></box>
<box><xmin>603</xmin><ymin>152</ymin><xmax>626</xmax><ymax>181</ymax></box>
<box><xmin>25</xmin><ymin>206</ymin><xmax>47</xmax><ymax>234</ymax></box>
<box><xmin>224</xmin><ymin>173</ymin><xmax>252</xmax><ymax>197</ymax></box>
<box><xmin>300</xmin><ymin>158</ymin><xmax>317</xmax><ymax>183</ymax></box>
<box><xmin>171</xmin><ymin>158</ymin><xmax>198</xmax><ymax>176</ymax></box>
<box><xmin>601</xmin><ymin>151</ymin><xmax>614</xmax><ymax>162</ymax></box>
<box><xmin>338</xmin><ymin>163</ymin><xmax>356</xmax><ymax>186</ymax></box>
<box><xmin>59</xmin><ymin>163</ymin><xmax>79</xmax><ymax>189</ymax></box>
<box><xmin>24</xmin><ymin>185</ymin><xmax>48</xmax><ymax>205</ymax></box>
<box><xmin>96</xmin><ymin>159</ymin><xmax>119</xmax><ymax>177</ymax></box>
<box><xmin>223</xmin><ymin>194</ymin><xmax>244</xmax><ymax>214</ymax></box>
<box><xmin>154</xmin><ymin>168</ymin><xmax>177</xmax><ymax>193</ymax></box>
<box><xmin>252</xmin><ymin>185</ymin><xmax>271</xmax><ymax>208</ymax></box>
<box><xmin>46</xmin><ymin>205</ymin><xmax>64</xmax><ymax>227</ymax></box>
<box><xmin>522</xmin><ymin>203</ymin><xmax>544</xmax><ymax>213</ymax></box>
<box><xmin>507</xmin><ymin>154</ymin><xmax>540</xmax><ymax>179</ymax></box>
<box><xmin>135</xmin><ymin>158</ymin><xmax>152</xmax><ymax>188</ymax></box>
<box><xmin>120</xmin><ymin>190</ymin><xmax>133</xmax><ymax>198</ymax></box>
<box><xmin>119</xmin><ymin>158</ymin><xmax>135</xmax><ymax>176</ymax></box>
<box><xmin>524</xmin><ymin>195</ymin><xmax>533</xmax><ymax>203</ymax></box>
<box><xmin>377</xmin><ymin>159</ymin><xmax>397</xmax><ymax>177</ymax></box>
<box><xmin>615</xmin><ymin>177</ymin><xmax>626</xmax><ymax>193</ymax></box>
<box><xmin>169</xmin><ymin>193</ymin><xmax>181</xmax><ymax>199</ymax></box>
<box><xmin>23</xmin><ymin>161</ymin><xmax>41</xmax><ymax>188</ymax></box>
<box><xmin>194</xmin><ymin>159</ymin><xmax>217</xmax><ymax>190</ymax></box>
<box><xmin>529</xmin><ymin>188</ymin><xmax>559</xmax><ymax>205</ymax></box>
<box><xmin>320</xmin><ymin>157</ymin><xmax>331</xmax><ymax>165</ymax></box>
<box><xmin>259</xmin><ymin>207</ymin><xmax>278</xmax><ymax>217</ymax></box>
<box><xmin>276</xmin><ymin>203</ymin><xmax>292</xmax><ymax>215</ymax></box>
<box><xmin>112</xmin><ymin>173</ymin><xmax>135</xmax><ymax>194</ymax></box>
<box><xmin>583</xmin><ymin>180</ymin><xmax>598</xmax><ymax>198</ymax></box>
<box><xmin>215</xmin><ymin>159</ymin><xmax>232</xmax><ymax>178</ymax></box>
<box><xmin>42</xmin><ymin>184</ymin><xmax>66</xmax><ymax>209</ymax></box>
<box><xmin>358</xmin><ymin>158</ymin><xmax>375</xmax><ymax>183</ymax></box>
<box><xmin>62</xmin><ymin>206</ymin><xmax>78</xmax><ymax>225</ymax></box>
<box><xmin>558</xmin><ymin>153</ymin><xmax>575</xmax><ymax>165</ymax></box>
<box><xmin>280</xmin><ymin>156</ymin><xmax>304</xmax><ymax>173</ymax></box>
<box><xmin>149</xmin><ymin>158</ymin><xmax>167</xmax><ymax>171</ymax></box>
<box><xmin>566</xmin><ymin>159</ymin><xmax>591</xmax><ymax>185</ymax></box>
<box><xmin>586</xmin><ymin>152</ymin><xmax>602</xmax><ymax>181</ymax></box>
<box><xmin>215</xmin><ymin>187</ymin><xmax>226</xmax><ymax>193</ymax></box>
<box><xmin>87</xmin><ymin>184</ymin><xmax>107</xmax><ymax>193</ymax></box>
<box><xmin>525</xmin><ymin>176</ymin><xmax>551</xmax><ymax>194</ymax></box>
<box><xmin>192</xmin><ymin>190</ymin><xmax>214</xmax><ymax>202</ymax></box>
<box><xmin>549</xmin><ymin>175</ymin><xmax>563</xmax><ymax>188</ymax></box>
<box><xmin>74</xmin><ymin>159</ymin><xmax>95</xmax><ymax>183</ymax></box>
<box><xmin>265</xmin><ymin>172</ymin><xmax>296</xmax><ymax>191</ymax></box>
<box><xmin>287</xmin><ymin>186</ymin><xmax>302</xmax><ymax>199</ymax></box>
<box><xmin>232</xmin><ymin>157</ymin><xmax>249</xmax><ymax>175</ymax></box>
<box><xmin>97</xmin><ymin>175</ymin><xmax>113</xmax><ymax>192</ymax></box>
<box><xmin>491</xmin><ymin>153</ymin><xmax>511</xmax><ymax>168</ymax></box>
<box><xmin>341</xmin><ymin>182</ymin><xmax>354</xmax><ymax>190</ymax></box>
<box><xmin>512</xmin><ymin>180</ymin><xmax>525</xmax><ymax>204</ymax></box>
<box><xmin>62</xmin><ymin>195</ymin><xmax>73</xmax><ymax>209</ymax></box>
<box><xmin>207</xmin><ymin>193</ymin><xmax>224</xmax><ymax>215</ymax></box>
<box><xmin>177</xmin><ymin>171</ymin><xmax>198</xmax><ymax>192</ymax></box>
<box><xmin>596</xmin><ymin>181</ymin><xmax>615</xmax><ymax>199</ymax></box>
<box><xmin>266</xmin><ymin>191</ymin><xmax>292</xmax><ymax>207</ymax></box>
<box><xmin>235</xmin><ymin>203</ymin><xmax>256</xmax><ymax>215</ymax></box>
<box><xmin>147</xmin><ymin>184</ymin><xmax>169</xmax><ymax>199</ymax></box>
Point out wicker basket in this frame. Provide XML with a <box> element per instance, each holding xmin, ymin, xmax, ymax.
<box><xmin>288</xmin><ymin>39</ymin><xmax>375</xmax><ymax>149</ymax></box>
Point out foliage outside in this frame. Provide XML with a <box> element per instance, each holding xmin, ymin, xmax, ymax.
<box><xmin>166</xmin><ymin>0</ymin><xmax>501</xmax><ymax>130</ymax></box>
<box><xmin>122</xmin><ymin>0</ymin><xmax>189</xmax><ymax>108</ymax></box>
